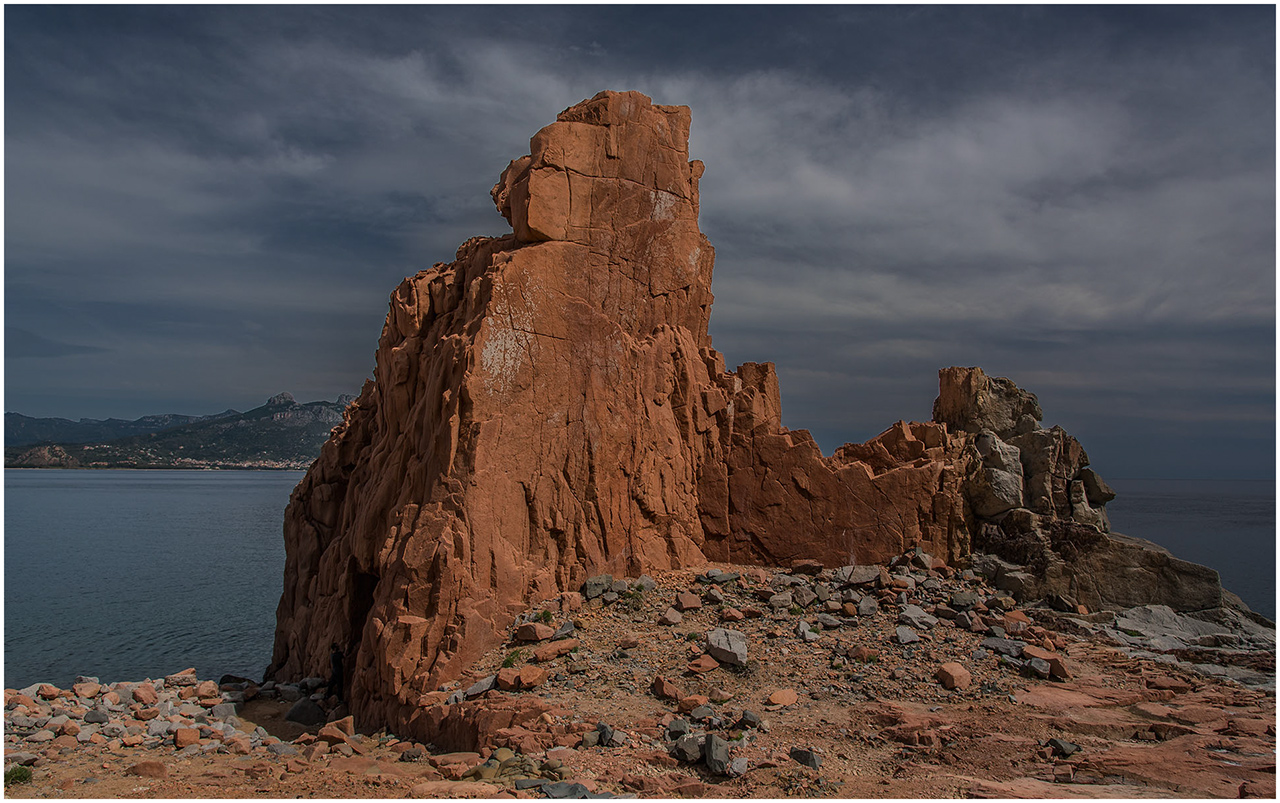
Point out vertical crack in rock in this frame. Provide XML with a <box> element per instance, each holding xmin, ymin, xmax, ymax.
<box><xmin>270</xmin><ymin>91</ymin><xmax>1241</xmax><ymax>738</ymax></box>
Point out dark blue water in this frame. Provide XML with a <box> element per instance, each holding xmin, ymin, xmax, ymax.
<box><xmin>1105</xmin><ymin>478</ymin><xmax>1275</xmax><ymax>621</ymax></box>
<box><xmin>3</xmin><ymin>471</ymin><xmax>1273</xmax><ymax>689</ymax></box>
<box><xmin>4</xmin><ymin>469</ymin><xmax>301</xmax><ymax>689</ymax></box>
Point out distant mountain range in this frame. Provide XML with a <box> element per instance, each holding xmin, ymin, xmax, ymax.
<box><xmin>5</xmin><ymin>392</ymin><xmax>354</xmax><ymax>470</ymax></box>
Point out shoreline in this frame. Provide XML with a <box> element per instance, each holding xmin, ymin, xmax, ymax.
<box><xmin>6</xmin><ymin>557</ymin><xmax>1275</xmax><ymax>799</ymax></box>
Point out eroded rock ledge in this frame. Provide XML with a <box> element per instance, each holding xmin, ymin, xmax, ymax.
<box><xmin>267</xmin><ymin>91</ymin><xmax>1250</xmax><ymax>737</ymax></box>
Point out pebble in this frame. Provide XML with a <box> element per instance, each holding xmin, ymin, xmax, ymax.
<box><xmin>789</xmin><ymin>746</ymin><xmax>822</xmax><ymax>769</ymax></box>
<box><xmin>895</xmin><ymin>626</ymin><xmax>921</xmax><ymax>645</ymax></box>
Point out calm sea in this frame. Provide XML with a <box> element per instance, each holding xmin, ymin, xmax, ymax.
<box><xmin>3</xmin><ymin>471</ymin><xmax>1274</xmax><ymax>689</ymax></box>
<box><xmin>4</xmin><ymin>470</ymin><xmax>301</xmax><ymax>690</ymax></box>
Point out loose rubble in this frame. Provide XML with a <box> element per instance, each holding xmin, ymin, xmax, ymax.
<box><xmin>8</xmin><ymin>552</ymin><xmax>1273</xmax><ymax>798</ymax></box>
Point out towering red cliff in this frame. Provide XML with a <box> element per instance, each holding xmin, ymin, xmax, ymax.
<box><xmin>269</xmin><ymin>91</ymin><xmax>1222</xmax><ymax>737</ymax></box>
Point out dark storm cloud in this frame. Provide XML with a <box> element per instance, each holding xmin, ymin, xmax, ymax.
<box><xmin>4</xmin><ymin>6</ymin><xmax>1273</xmax><ymax>478</ymax></box>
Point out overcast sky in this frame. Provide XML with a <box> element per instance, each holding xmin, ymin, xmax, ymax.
<box><xmin>5</xmin><ymin>6</ymin><xmax>1275</xmax><ymax>479</ymax></box>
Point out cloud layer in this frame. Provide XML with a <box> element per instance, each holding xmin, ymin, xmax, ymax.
<box><xmin>5</xmin><ymin>6</ymin><xmax>1273</xmax><ymax>477</ymax></box>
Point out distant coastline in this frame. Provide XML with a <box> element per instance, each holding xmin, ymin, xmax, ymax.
<box><xmin>5</xmin><ymin>392</ymin><xmax>351</xmax><ymax>471</ymax></box>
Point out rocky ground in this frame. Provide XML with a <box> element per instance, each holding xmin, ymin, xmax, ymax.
<box><xmin>6</xmin><ymin>551</ymin><xmax>1275</xmax><ymax>798</ymax></box>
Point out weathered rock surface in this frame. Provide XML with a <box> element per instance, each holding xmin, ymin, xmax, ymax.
<box><xmin>268</xmin><ymin>91</ymin><xmax>974</xmax><ymax>736</ymax></box>
<box><xmin>268</xmin><ymin>91</ymin><xmax>1258</xmax><ymax>740</ymax></box>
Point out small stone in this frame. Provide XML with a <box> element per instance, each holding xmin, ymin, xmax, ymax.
<box><xmin>858</xmin><ymin>596</ymin><xmax>880</xmax><ymax>616</ymax></box>
<box><xmin>658</xmin><ymin>608</ymin><xmax>684</xmax><ymax>626</ymax></box>
<box><xmin>194</xmin><ymin>680</ymin><xmax>219</xmax><ymax>698</ymax></box>
<box><xmin>173</xmin><ymin>728</ymin><xmax>200</xmax><ymax>749</ymax></box>
<box><xmin>125</xmin><ymin>760</ymin><xmax>167</xmax><ymax>778</ymax></box>
<box><xmin>816</xmin><ymin>614</ymin><xmax>842</xmax><ymax>629</ymax></box>
<box><xmin>1047</xmin><ymin>737</ymin><xmax>1080</xmax><ymax>757</ymax></box>
<box><xmin>552</xmin><ymin>621</ymin><xmax>576</xmax><ymax>640</ymax></box>
<box><xmin>737</xmin><ymin>710</ymin><xmax>762</xmax><ymax>729</ymax></box>
<box><xmin>898</xmin><ymin>604</ymin><xmax>938</xmax><ymax>629</ymax></box>
<box><xmin>517</xmin><ymin>665</ymin><xmax>548</xmax><ymax>689</ymax></box>
<box><xmin>465</xmin><ymin>675</ymin><xmax>496</xmax><ymax>698</ymax></box>
<box><xmin>935</xmin><ymin>662</ymin><xmax>971</xmax><ymax>690</ymax></box>
<box><xmin>705</xmin><ymin>628</ymin><xmax>748</xmax><ymax>666</ymax></box>
<box><xmin>894</xmin><ymin>626</ymin><xmax>920</xmax><ymax>644</ymax></box>
<box><xmin>789</xmin><ymin>746</ymin><xmax>822</xmax><ymax>769</ymax></box>
<box><xmin>671</xmin><ymin>734</ymin><xmax>703</xmax><ymax>763</ymax></box>
<box><xmin>496</xmin><ymin>667</ymin><xmax>522</xmax><ymax>691</ymax></box>
<box><xmin>210</xmin><ymin>703</ymin><xmax>237</xmax><ymax>720</ymax></box>
<box><xmin>704</xmin><ymin>733</ymin><xmax>730</xmax><ymax>775</ymax></box>
<box><xmin>728</xmin><ymin>756</ymin><xmax>749</xmax><ymax>777</ymax></box>
<box><xmin>516</xmin><ymin>622</ymin><xmax>554</xmax><ymax>642</ymax></box>
<box><xmin>793</xmin><ymin>587</ymin><xmax>817</xmax><ymax>607</ymax></box>
<box><xmin>651</xmin><ymin>676</ymin><xmax>681</xmax><ymax>701</ymax></box>
<box><xmin>791</xmin><ymin>558</ymin><xmax>823</xmax><ymax>575</ymax></box>
<box><xmin>72</xmin><ymin>682</ymin><xmax>101</xmax><ymax>699</ymax></box>
<box><xmin>687</xmin><ymin>654</ymin><xmax>720</xmax><ymax>674</ymax></box>
<box><xmin>689</xmin><ymin>705</ymin><xmax>715</xmax><ymax>722</ymax></box>
<box><xmin>834</xmin><ymin>565</ymin><xmax>881</xmax><ymax>585</ymax></box>
<box><xmin>675</xmin><ymin>591</ymin><xmax>702</xmax><ymax>612</ymax></box>
<box><xmin>768</xmin><ymin>591</ymin><xmax>793</xmax><ymax>609</ymax></box>
<box><xmin>768</xmin><ymin>689</ymin><xmax>799</xmax><ymax>707</ymax></box>
<box><xmin>979</xmin><ymin>637</ymin><xmax>1025</xmax><ymax>658</ymax></box>
<box><xmin>582</xmin><ymin>574</ymin><xmax>613</xmax><ymax>600</ymax></box>
<box><xmin>532</xmin><ymin>639</ymin><xmax>578</xmax><ymax>662</ymax></box>
<box><xmin>795</xmin><ymin>620</ymin><xmax>820</xmax><ymax>641</ymax></box>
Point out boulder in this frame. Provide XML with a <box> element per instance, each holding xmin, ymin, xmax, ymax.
<box><xmin>705</xmin><ymin>628</ymin><xmax>748</xmax><ymax>667</ymax></box>
<box><xmin>934</xmin><ymin>663</ymin><xmax>971</xmax><ymax>690</ymax></box>
<box><xmin>285</xmin><ymin>698</ymin><xmax>327</xmax><ymax>726</ymax></box>
<box><xmin>1078</xmin><ymin>467</ymin><xmax>1116</xmax><ymax>504</ymax></box>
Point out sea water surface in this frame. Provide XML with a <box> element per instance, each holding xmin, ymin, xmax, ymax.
<box><xmin>5</xmin><ymin>470</ymin><xmax>301</xmax><ymax>689</ymax></box>
<box><xmin>3</xmin><ymin>470</ymin><xmax>1274</xmax><ymax>689</ymax></box>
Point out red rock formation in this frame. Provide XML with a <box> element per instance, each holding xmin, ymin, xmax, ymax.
<box><xmin>269</xmin><ymin>92</ymin><xmax>1227</xmax><ymax>737</ymax></box>
<box><xmin>268</xmin><ymin>91</ymin><xmax>970</xmax><ymax>736</ymax></box>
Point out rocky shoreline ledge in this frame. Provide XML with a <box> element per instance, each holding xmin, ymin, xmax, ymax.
<box><xmin>7</xmin><ymin>552</ymin><xmax>1274</xmax><ymax>798</ymax></box>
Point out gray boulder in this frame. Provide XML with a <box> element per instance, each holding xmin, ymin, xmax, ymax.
<box><xmin>897</xmin><ymin>604</ymin><xmax>938</xmax><ymax>629</ymax></box>
<box><xmin>671</xmin><ymin>734</ymin><xmax>703</xmax><ymax>763</ymax></box>
<box><xmin>284</xmin><ymin>698</ymin><xmax>327</xmax><ymax>726</ymax></box>
<box><xmin>706</xmin><ymin>628</ymin><xmax>748</xmax><ymax>667</ymax></box>
<box><xmin>704</xmin><ymin>734</ymin><xmax>731</xmax><ymax>775</ymax></box>
<box><xmin>464</xmin><ymin>675</ymin><xmax>496</xmax><ymax>699</ymax></box>
<box><xmin>834</xmin><ymin>565</ymin><xmax>881</xmax><ymax>586</ymax></box>
<box><xmin>581</xmin><ymin>574</ymin><xmax>613</xmax><ymax>601</ymax></box>
<box><xmin>789</xmin><ymin>746</ymin><xmax>822</xmax><ymax>769</ymax></box>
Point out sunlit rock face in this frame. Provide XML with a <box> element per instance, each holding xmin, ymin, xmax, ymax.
<box><xmin>268</xmin><ymin>92</ymin><xmax>1222</xmax><ymax>737</ymax></box>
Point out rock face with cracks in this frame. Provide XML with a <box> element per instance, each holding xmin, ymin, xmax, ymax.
<box><xmin>268</xmin><ymin>91</ymin><xmax>1243</xmax><ymax>739</ymax></box>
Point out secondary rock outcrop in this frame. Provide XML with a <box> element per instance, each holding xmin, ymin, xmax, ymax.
<box><xmin>268</xmin><ymin>91</ymin><xmax>1245</xmax><ymax>737</ymax></box>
